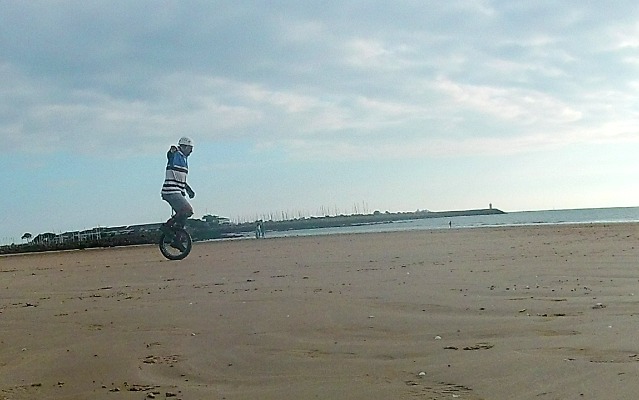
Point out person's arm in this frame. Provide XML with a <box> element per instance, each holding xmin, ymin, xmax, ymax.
<box><xmin>167</xmin><ymin>145</ymin><xmax>178</xmax><ymax>162</ymax></box>
<box><xmin>185</xmin><ymin>183</ymin><xmax>195</xmax><ymax>199</ymax></box>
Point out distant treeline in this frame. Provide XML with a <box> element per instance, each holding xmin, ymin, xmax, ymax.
<box><xmin>0</xmin><ymin>233</ymin><xmax>159</xmax><ymax>255</ymax></box>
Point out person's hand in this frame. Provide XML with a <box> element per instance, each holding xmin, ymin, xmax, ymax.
<box><xmin>186</xmin><ymin>187</ymin><xmax>195</xmax><ymax>199</ymax></box>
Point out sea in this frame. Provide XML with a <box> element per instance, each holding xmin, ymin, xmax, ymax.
<box><xmin>265</xmin><ymin>207</ymin><xmax>639</xmax><ymax>239</ymax></box>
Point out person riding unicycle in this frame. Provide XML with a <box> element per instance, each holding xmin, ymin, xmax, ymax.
<box><xmin>161</xmin><ymin>137</ymin><xmax>195</xmax><ymax>239</ymax></box>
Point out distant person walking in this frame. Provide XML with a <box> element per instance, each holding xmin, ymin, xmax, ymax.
<box><xmin>160</xmin><ymin>137</ymin><xmax>195</xmax><ymax>232</ymax></box>
<box><xmin>255</xmin><ymin>220</ymin><xmax>265</xmax><ymax>238</ymax></box>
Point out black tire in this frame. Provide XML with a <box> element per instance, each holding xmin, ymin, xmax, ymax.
<box><xmin>159</xmin><ymin>228</ymin><xmax>192</xmax><ymax>260</ymax></box>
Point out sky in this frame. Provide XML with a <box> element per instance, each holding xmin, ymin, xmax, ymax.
<box><xmin>2</xmin><ymin>1</ymin><xmax>639</xmax><ymax>243</ymax></box>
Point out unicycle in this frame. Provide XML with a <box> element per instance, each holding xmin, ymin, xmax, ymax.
<box><xmin>159</xmin><ymin>225</ymin><xmax>192</xmax><ymax>260</ymax></box>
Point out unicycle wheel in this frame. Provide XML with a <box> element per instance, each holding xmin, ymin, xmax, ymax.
<box><xmin>159</xmin><ymin>228</ymin><xmax>192</xmax><ymax>260</ymax></box>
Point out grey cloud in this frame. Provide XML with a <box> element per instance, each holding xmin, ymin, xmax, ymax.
<box><xmin>2</xmin><ymin>1</ymin><xmax>639</xmax><ymax>157</ymax></box>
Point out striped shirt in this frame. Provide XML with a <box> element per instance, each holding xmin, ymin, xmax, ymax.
<box><xmin>161</xmin><ymin>147</ymin><xmax>189</xmax><ymax>196</ymax></box>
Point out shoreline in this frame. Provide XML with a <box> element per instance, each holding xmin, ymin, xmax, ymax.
<box><xmin>3</xmin><ymin>220</ymin><xmax>639</xmax><ymax>257</ymax></box>
<box><xmin>5</xmin><ymin>206</ymin><xmax>639</xmax><ymax>254</ymax></box>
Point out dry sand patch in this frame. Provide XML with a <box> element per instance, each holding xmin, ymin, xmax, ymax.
<box><xmin>1</xmin><ymin>224</ymin><xmax>638</xmax><ymax>399</ymax></box>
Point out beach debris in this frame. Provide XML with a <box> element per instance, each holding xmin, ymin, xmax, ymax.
<box><xmin>463</xmin><ymin>343</ymin><xmax>493</xmax><ymax>351</ymax></box>
<box><xmin>444</xmin><ymin>346</ymin><xmax>459</xmax><ymax>350</ymax></box>
<box><xmin>518</xmin><ymin>309</ymin><xmax>527</xmax><ymax>313</ymax></box>
<box><xmin>434</xmin><ymin>335</ymin><xmax>442</xmax><ymax>340</ymax></box>
<box><xmin>128</xmin><ymin>384</ymin><xmax>159</xmax><ymax>392</ymax></box>
<box><xmin>592</xmin><ymin>303</ymin><xmax>606</xmax><ymax>309</ymax></box>
<box><xmin>418</xmin><ymin>371</ymin><xmax>426</xmax><ymax>377</ymax></box>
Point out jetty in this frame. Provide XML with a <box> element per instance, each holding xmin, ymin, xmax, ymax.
<box><xmin>224</xmin><ymin>208</ymin><xmax>505</xmax><ymax>235</ymax></box>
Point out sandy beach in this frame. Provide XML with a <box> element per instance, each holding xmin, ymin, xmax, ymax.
<box><xmin>1</xmin><ymin>224</ymin><xmax>638</xmax><ymax>399</ymax></box>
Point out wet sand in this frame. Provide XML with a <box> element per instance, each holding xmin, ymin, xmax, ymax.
<box><xmin>1</xmin><ymin>224</ymin><xmax>638</xmax><ymax>399</ymax></box>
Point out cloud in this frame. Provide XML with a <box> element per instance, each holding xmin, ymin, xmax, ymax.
<box><xmin>434</xmin><ymin>77</ymin><xmax>582</xmax><ymax>124</ymax></box>
<box><xmin>1</xmin><ymin>1</ymin><xmax>639</xmax><ymax>161</ymax></box>
<box><xmin>342</xmin><ymin>38</ymin><xmax>418</xmax><ymax>71</ymax></box>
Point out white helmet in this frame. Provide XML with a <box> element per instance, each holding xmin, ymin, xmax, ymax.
<box><xmin>178</xmin><ymin>136</ymin><xmax>193</xmax><ymax>147</ymax></box>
